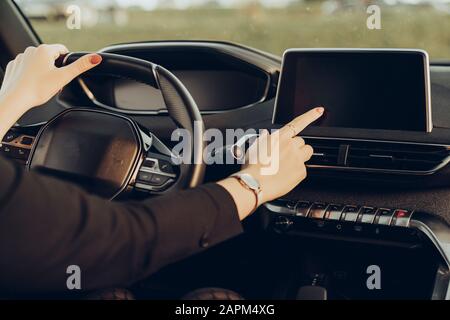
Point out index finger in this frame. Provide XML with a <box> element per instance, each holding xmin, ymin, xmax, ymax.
<box><xmin>43</xmin><ymin>44</ymin><xmax>70</xmax><ymax>60</ymax></box>
<box><xmin>280</xmin><ymin>107</ymin><xmax>325</xmax><ymax>138</ymax></box>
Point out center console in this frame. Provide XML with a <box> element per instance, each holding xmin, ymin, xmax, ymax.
<box><xmin>261</xmin><ymin>198</ymin><xmax>450</xmax><ymax>299</ymax></box>
<box><xmin>258</xmin><ymin>49</ymin><xmax>450</xmax><ymax>299</ymax></box>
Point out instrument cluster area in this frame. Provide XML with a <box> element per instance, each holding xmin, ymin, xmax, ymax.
<box><xmin>56</xmin><ymin>42</ymin><xmax>277</xmax><ymax>115</ymax></box>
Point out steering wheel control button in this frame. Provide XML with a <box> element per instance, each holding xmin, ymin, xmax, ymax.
<box><xmin>324</xmin><ymin>204</ymin><xmax>344</xmax><ymax>221</ymax></box>
<box><xmin>143</xmin><ymin>159</ymin><xmax>157</xmax><ymax>169</ymax></box>
<box><xmin>139</xmin><ymin>157</ymin><xmax>177</xmax><ymax>182</ymax></box>
<box><xmin>374</xmin><ymin>208</ymin><xmax>395</xmax><ymax>225</ymax></box>
<box><xmin>150</xmin><ymin>174</ymin><xmax>170</xmax><ymax>186</ymax></box>
<box><xmin>358</xmin><ymin>207</ymin><xmax>377</xmax><ymax>224</ymax></box>
<box><xmin>295</xmin><ymin>201</ymin><xmax>312</xmax><ymax>217</ymax></box>
<box><xmin>342</xmin><ymin>205</ymin><xmax>360</xmax><ymax>222</ymax></box>
<box><xmin>137</xmin><ymin>171</ymin><xmax>153</xmax><ymax>183</ymax></box>
<box><xmin>1</xmin><ymin>145</ymin><xmax>12</xmax><ymax>155</ymax></box>
<box><xmin>3</xmin><ymin>132</ymin><xmax>19</xmax><ymax>143</ymax></box>
<box><xmin>393</xmin><ymin>209</ymin><xmax>413</xmax><ymax>227</ymax></box>
<box><xmin>20</xmin><ymin>136</ymin><xmax>34</xmax><ymax>146</ymax></box>
<box><xmin>309</xmin><ymin>203</ymin><xmax>328</xmax><ymax>219</ymax></box>
<box><xmin>1</xmin><ymin>145</ymin><xmax>30</xmax><ymax>161</ymax></box>
<box><xmin>158</xmin><ymin>160</ymin><xmax>175</xmax><ymax>174</ymax></box>
<box><xmin>15</xmin><ymin>148</ymin><xmax>30</xmax><ymax>159</ymax></box>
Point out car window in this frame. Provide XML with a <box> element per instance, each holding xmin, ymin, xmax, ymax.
<box><xmin>14</xmin><ymin>0</ymin><xmax>450</xmax><ymax>60</ymax></box>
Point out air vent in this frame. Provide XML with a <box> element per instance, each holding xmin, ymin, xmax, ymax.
<box><xmin>307</xmin><ymin>138</ymin><xmax>340</xmax><ymax>166</ymax></box>
<box><xmin>304</xmin><ymin>138</ymin><xmax>450</xmax><ymax>175</ymax></box>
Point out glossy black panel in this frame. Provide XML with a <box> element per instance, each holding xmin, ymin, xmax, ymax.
<box><xmin>29</xmin><ymin>109</ymin><xmax>140</xmax><ymax>198</ymax></box>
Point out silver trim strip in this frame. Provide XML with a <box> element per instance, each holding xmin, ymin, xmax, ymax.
<box><xmin>410</xmin><ymin>213</ymin><xmax>450</xmax><ymax>268</ymax></box>
<box><xmin>135</xmin><ymin>180</ymin><xmax>175</xmax><ymax>192</ymax></box>
<box><xmin>139</xmin><ymin>166</ymin><xmax>176</xmax><ymax>179</ymax></box>
<box><xmin>431</xmin><ymin>265</ymin><xmax>450</xmax><ymax>300</ymax></box>
<box><xmin>301</xmin><ymin>135</ymin><xmax>450</xmax><ymax>148</ymax></box>
<box><xmin>264</xmin><ymin>202</ymin><xmax>296</xmax><ymax>215</ymax></box>
<box><xmin>410</xmin><ymin>213</ymin><xmax>450</xmax><ymax>300</ymax></box>
<box><xmin>272</xmin><ymin>48</ymin><xmax>433</xmax><ymax>133</ymax></box>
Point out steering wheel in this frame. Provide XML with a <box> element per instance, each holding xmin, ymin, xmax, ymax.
<box><xmin>27</xmin><ymin>52</ymin><xmax>205</xmax><ymax>199</ymax></box>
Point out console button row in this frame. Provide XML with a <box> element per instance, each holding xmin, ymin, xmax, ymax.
<box><xmin>3</xmin><ymin>132</ymin><xmax>20</xmax><ymax>143</ymax></box>
<box><xmin>137</xmin><ymin>171</ymin><xmax>171</xmax><ymax>186</ymax></box>
<box><xmin>0</xmin><ymin>144</ymin><xmax>30</xmax><ymax>161</ymax></box>
<box><xmin>274</xmin><ymin>200</ymin><xmax>412</xmax><ymax>227</ymax></box>
<box><xmin>135</xmin><ymin>156</ymin><xmax>177</xmax><ymax>191</ymax></box>
<box><xmin>2</xmin><ymin>132</ymin><xmax>35</xmax><ymax>147</ymax></box>
<box><xmin>142</xmin><ymin>158</ymin><xmax>175</xmax><ymax>175</ymax></box>
<box><xmin>1</xmin><ymin>132</ymin><xmax>35</xmax><ymax>162</ymax></box>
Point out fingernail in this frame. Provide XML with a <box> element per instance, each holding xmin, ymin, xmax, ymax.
<box><xmin>90</xmin><ymin>54</ymin><xmax>102</xmax><ymax>65</ymax></box>
<box><xmin>316</xmin><ymin>107</ymin><xmax>325</xmax><ymax>114</ymax></box>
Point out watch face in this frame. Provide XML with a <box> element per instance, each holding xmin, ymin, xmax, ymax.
<box><xmin>241</xmin><ymin>173</ymin><xmax>260</xmax><ymax>190</ymax></box>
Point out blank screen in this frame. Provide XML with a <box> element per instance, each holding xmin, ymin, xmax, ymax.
<box><xmin>274</xmin><ymin>51</ymin><xmax>429</xmax><ymax>131</ymax></box>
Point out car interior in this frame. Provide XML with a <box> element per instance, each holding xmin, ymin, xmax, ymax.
<box><xmin>1</xmin><ymin>0</ymin><xmax>450</xmax><ymax>300</ymax></box>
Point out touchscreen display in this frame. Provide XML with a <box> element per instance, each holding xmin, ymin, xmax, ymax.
<box><xmin>273</xmin><ymin>50</ymin><xmax>431</xmax><ymax>132</ymax></box>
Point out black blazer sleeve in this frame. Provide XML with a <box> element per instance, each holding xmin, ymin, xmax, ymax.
<box><xmin>0</xmin><ymin>156</ymin><xmax>243</xmax><ymax>295</ymax></box>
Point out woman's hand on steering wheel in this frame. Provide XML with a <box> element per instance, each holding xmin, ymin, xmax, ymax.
<box><xmin>0</xmin><ymin>44</ymin><xmax>102</xmax><ymax>111</ymax></box>
<box><xmin>0</xmin><ymin>44</ymin><xmax>102</xmax><ymax>139</ymax></box>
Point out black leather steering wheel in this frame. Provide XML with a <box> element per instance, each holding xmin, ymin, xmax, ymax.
<box><xmin>27</xmin><ymin>52</ymin><xmax>205</xmax><ymax>199</ymax></box>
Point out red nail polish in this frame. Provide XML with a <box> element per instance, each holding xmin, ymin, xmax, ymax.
<box><xmin>90</xmin><ymin>55</ymin><xmax>102</xmax><ymax>65</ymax></box>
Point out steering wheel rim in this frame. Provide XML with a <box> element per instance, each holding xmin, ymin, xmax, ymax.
<box><xmin>28</xmin><ymin>52</ymin><xmax>205</xmax><ymax>198</ymax></box>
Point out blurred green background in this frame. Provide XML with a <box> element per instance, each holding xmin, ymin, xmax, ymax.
<box><xmin>19</xmin><ymin>2</ymin><xmax>450</xmax><ymax>60</ymax></box>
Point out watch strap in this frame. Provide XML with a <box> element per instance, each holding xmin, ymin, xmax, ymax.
<box><xmin>231</xmin><ymin>173</ymin><xmax>262</xmax><ymax>213</ymax></box>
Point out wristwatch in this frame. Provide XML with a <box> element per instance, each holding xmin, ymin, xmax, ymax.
<box><xmin>231</xmin><ymin>173</ymin><xmax>263</xmax><ymax>213</ymax></box>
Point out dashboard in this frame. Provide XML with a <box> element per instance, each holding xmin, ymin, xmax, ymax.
<box><xmin>2</xmin><ymin>41</ymin><xmax>450</xmax><ymax>298</ymax></box>
<box><xmin>6</xmin><ymin>41</ymin><xmax>450</xmax><ymax>216</ymax></box>
<box><xmin>4</xmin><ymin>41</ymin><xmax>450</xmax><ymax>191</ymax></box>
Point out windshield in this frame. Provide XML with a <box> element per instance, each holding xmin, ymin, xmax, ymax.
<box><xmin>14</xmin><ymin>0</ymin><xmax>450</xmax><ymax>60</ymax></box>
